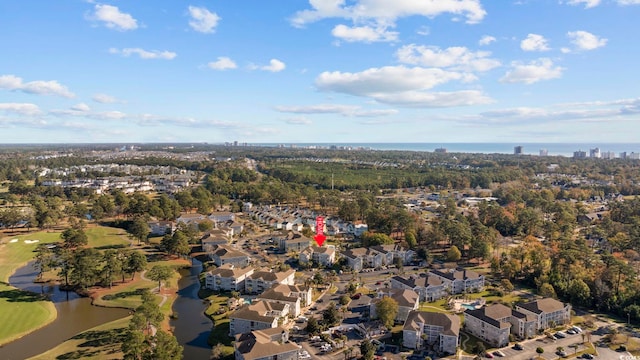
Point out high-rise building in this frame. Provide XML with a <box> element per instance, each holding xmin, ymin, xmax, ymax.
<box><xmin>602</xmin><ymin>151</ymin><xmax>616</xmax><ymax>160</ymax></box>
<box><xmin>573</xmin><ymin>150</ymin><xmax>587</xmax><ymax>159</ymax></box>
<box><xmin>620</xmin><ymin>152</ymin><xmax>628</xmax><ymax>159</ymax></box>
<box><xmin>590</xmin><ymin>148</ymin><xmax>601</xmax><ymax>158</ymax></box>
<box><xmin>539</xmin><ymin>149</ymin><xmax>548</xmax><ymax>156</ymax></box>
<box><xmin>434</xmin><ymin>147</ymin><xmax>447</xmax><ymax>153</ymax></box>
<box><xmin>514</xmin><ymin>146</ymin><xmax>523</xmax><ymax>155</ymax></box>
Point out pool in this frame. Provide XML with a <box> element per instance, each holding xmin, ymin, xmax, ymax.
<box><xmin>461</xmin><ymin>303</ymin><xmax>478</xmax><ymax>310</ymax></box>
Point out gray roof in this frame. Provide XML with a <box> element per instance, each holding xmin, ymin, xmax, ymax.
<box><xmin>404</xmin><ymin>311</ymin><xmax>460</xmax><ymax>337</ymax></box>
<box><xmin>235</xmin><ymin>328</ymin><xmax>299</xmax><ymax>360</ymax></box>
<box><xmin>464</xmin><ymin>304</ymin><xmax>512</xmax><ymax>329</ymax></box>
<box><xmin>517</xmin><ymin>298</ymin><xmax>567</xmax><ymax>314</ymax></box>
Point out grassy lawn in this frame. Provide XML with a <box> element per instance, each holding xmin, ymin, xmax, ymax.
<box><xmin>0</xmin><ymin>231</ymin><xmax>61</xmax><ymax>345</ymax></box>
<box><xmin>84</xmin><ymin>225</ymin><xmax>131</xmax><ymax>249</ymax></box>
<box><xmin>203</xmin><ymin>292</ymin><xmax>234</xmax><ymax>355</ymax></box>
<box><xmin>419</xmin><ymin>298</ymin><xmax>451</xmax><ymax>313</ymax></box>
<box><xmin>27</xmin><ymin>316</ymin><xmax>131</xmax><ymax>360</ymax></box>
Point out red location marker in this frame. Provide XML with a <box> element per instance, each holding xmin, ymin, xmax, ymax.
<box><xmin>314</xmin><ymin>216</ymin><xmax>326</xmax><ymax>246</ymax></box>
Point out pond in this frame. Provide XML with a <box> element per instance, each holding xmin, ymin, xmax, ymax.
<box><xmin>0</xmin><ymin>262</ymin><xmax>131</xmax><ymax>360</ymax></box>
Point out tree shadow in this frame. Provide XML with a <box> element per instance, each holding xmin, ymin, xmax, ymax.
<box><xmin>94</xmin><ymin>244</ymin><xmax>128</xmax><ymax>250</ymax></box>
<box><xmin>101</xmin><ymin>288</ymin><xmax>147</xmax><ymax>301</ymax></box>
<box><xmin>0</xmin><ymin>288</ymin><xmax>48</xmax><ymax>302</ymax></box>
<box><xmin>71</xmin><ymin>327</ymin><xmax>128</xmax><ymax>348</ymax></box>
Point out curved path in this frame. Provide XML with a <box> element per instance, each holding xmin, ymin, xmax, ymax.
<box><xmin>140</xmin><ymin>270</ymin><xmax>169</xmax><ymax>308</ymax></box>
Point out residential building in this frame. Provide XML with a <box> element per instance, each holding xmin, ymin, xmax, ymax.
<box><xmin>209</xmin><ymin>245</ymin><xmax>251</xmax><ymax>268</ymax></box>
<box><xmin>403</xmin><ymin>311</ymin><xmax>460</xmax><ymax>355</ymax></box>
<box><xmin>299</xmin><ymin>245</ymin><xmax>336</xmax><ymax>267</ymax></box>
<box><xmin>234</xmin><ymin>327</ymin><xmax>299</xmax><ymax>360</ymax></box>
<box><xmin>147</xmin><ymin>221</ymin><xmax>175</xmax><ymax>236</ymax></box>
<box><xmin>205</xmin><ymin>264</ymin><xmax>254</xmax><ymax>292</ymax></box>
<box><xmin>245</xmin><ymin>269</ymin><xmax>296</xmax><ymax>294</ymax></box>
<box><xmin>390</xmin><ymin>275</ymin><xmax>446</xmax><ymax>302</ymax></box>
<box><xmin>229</xmin><ymin>300</ymin><xmax>289</xmax><ymax>336</ymax></box>
<box><xmin>278</xmin><ymin>232</ymin><xmax>311</xmax><ymax>253</ymax></box>
<box><xmin>209</xmin><ymin>211</ymin><xmax>236</xmax><ymax>223</ymax></box>
<box><xmin>510</xmin><ymin>309</ymin><xmax>538</xmax><ymax>340</ymax></box>
<box><xmin>256</xmin><ymin>286</ymin><xmax>302</xmax><ymax>317</ymax></box>
<box><xmin>428</xmin><ymin>268</ymin><xmax>485</xmax><ymax>294</ymax></box>
<box><xmin>370</xmin><ymin>244</ymin><xmax>415</xmax><ymax>265</ymax></box>
<box><xmin>514</xmin><ymin>146</ymin><xmax>523</xmax><ymax>155</ymax></box>
<box><xmin>371</xmin><ymin>289</ymin><xmax>419</xmax><ymax>323</ymax></box>
<box><xmin>515</xmin><ymin>298</ymin><xmax>571</xmax><ymax>331</ymax></box>
<box><xmin>463</xmin><ymin>304</ymin><xmax>512</xmax><ymax>348</ymax></box>
<box><xmin>176</xmin><ymin>213</ymin><xmax>207</xmax><ymax>226</ymax></box>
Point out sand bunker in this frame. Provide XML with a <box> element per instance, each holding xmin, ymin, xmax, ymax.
<box><xmin>24</xmin><ymin>240</ymin><xmax>40</xmax><ymax>244</ymax></box>
<box><xmin>9</xmin><ymin>239</ymin><xmax>18</xmax><ymax>243</ymax></box>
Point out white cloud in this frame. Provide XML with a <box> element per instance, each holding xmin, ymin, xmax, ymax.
<box><xmin>478</xmin><ymin>35</ymin><xmax>496</xmax><ymax>46</ymax></box>
<box><xmin>500</xmin><ymin>58</ymin><xmax>564</xmax><ymax>84</ymax></box>
<box><xmin>207</xmin><ymin>57</ymin><xmax>237</xmax><ymax>70</ymax></box>
<box><xmin>314</xmin><ymin>65</ymin><xmax>490</xmax><ymax>107</ymax></box>
<box><xmin>395</xmin><ymin>44</ymin><xmax>501</xmax><ymax>72</ymax></box>
<box><xmin>91</xmin><ymin>4</ymin><xmax>138</xmax><ymax>31</ymax></box>
<box><xmin>285</xmin><ymin>117</ymin><xmax>313</xmax><ymax>125</ymax></box>
<box><xmin>109</xmin><ymin>48</ymin><xmax>177</xmax><ymax>60</ymax></box>
<box><xmin>187</xmin><ymin>6</ymin><xmax>220</xmax><ymax>33</ymax></box>
<box><xmin>316</xmin><ymin>66</ymin><xmax>474</xmax><ymax>96</ymax></box>
<box><xmin>71</xmin><ymin>103</ymin><xmax>91</xmax><ymax>112</ymax></box>
<box><xmin>372</xmin><ymin>90</ymin><xmax>493</xmax><ymax>107</ymax></box>
<box><xmin>275</xmin><ymin>104</ymin><xmax>399</xmax><ymax>117</ymax></box>
<box><xmin>92</xmin><ymin>93</ymin><xmax>121</xmax><ymax>103</ymax></box>
<box><xmin>291</xmin><ymin>0</ymin><xmax>486</xmax><ymax>27</ymax></box>
<box><xmin>416</xmin><ymin>26</ymin><xmax>430</xmax><ymax>36</ymax></box>
<box><xmin>252</xmin><ymin>59</ymin><xmax>286</xmax><ymax>72</ymax></box>
<box><xmin>520</xmin><ymin>34</ymin><xmax>550</xmax><ymax>51</ymax></box>
<box><xmin>567</xmin><ymin>30</ymin><xmax>607</xmax><ymax>50</ymax></box>
<box><xmin>0</xmin><ymin>74</ymin><xmax>75</xmax><ymax>98</ymax></box>
<box><xmin>331</xmin><ymin>24</ymin><xmax>398</xmax><ymax>43</ymax></box>
<box><xmin>0</xmin><ymin>103</ymin><xmax>42</xmax><ymax>116</ymax></box>
<box><xmin>617</xmin><ymin>0</ymin><xmax>640</xmax><ymax>4</ymax></box>
<box><xmin>565</xmin><ymin>0</ymin><xmax>601</xmax><ymax>8</ymax></box>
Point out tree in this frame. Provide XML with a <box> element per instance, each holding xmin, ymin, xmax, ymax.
<box><xmin>70</xmin><ymin>248</ymin><xmax>101</xmax><ymax>289</ymax></box>
<box><xmin>305</xmin><ymin>317</ymin><xmax>321</xmax><ymax>334</ymax></box>
<box><xmin>361</xmin><ymin>232</ymin><xmax>394</xmax><ymax>247</ymax></box>
<box><xmin>125</xmin><ymin>250</ymin><xmax>148</xmax><ymax>280</ymax></box>
<box><xmin>129</xmin><ymin>217</ymin><xmax>150</xmax><ymax>245</ymax></box>
<box><xmin>121</xmin><ymin>326</ymin><xmax>148</xmax><ymax>360</ymax></box>
<box><xmin>375</xmin><ymin>297</ymin><xmax>399</xmax><ymax>329</ymax></box>
<box><xmin>34</xmin><ymin>244</ymin><xmax>56</xmax><ymax>280</ymax></box>
<box><xmin>60</xmin><ymin>227</ymin><xmax>88</xmax><ymax>248</ymax></box>
<box><xmin>536</xmin><ymin>347</ymin><xmax>544</xmax><ymax>355</ymax></box>
<box><xmin>360</xmin><ymin>339</ymin><xmax>376</xmax><ymax>360</ymax></box>
<box><xmin>101</xmin><ymin>249</ymin><xmax>123</xmax><ymax>288</ymax></box>
<box><xmin>322</xmin><ymin>302</ymin><xmax>340</xmax><ymax>327</ymax></box>
<box><xmin>500</xmin><ymin>279</ymin><xmax>515</xmax><ymax>293</ymax></box>
<box><xmin>147</xmin><ymin>265</ymin><xmax>173</xmax><ymax>291</ymax></box>
<box><xmin>567</xmin><ymin>279</ymin><xmax>591</xmax><ymax>306</ymax></box>
<box><xmin>539</xmin><ymin>282</ymin><xmax>557</xmax><ymax>298</ymax></box>
<box><xmin>153</xmin><ymin>330</ymin><xmax>184</xmax><ymax>359</ymax></box>
<box><xmin>339</xmin><ymin>295</ymin><xmax>351</xmax><ymax>306</ymax></box>
<box><xmin>446</xmin><ymin>245</ymin><xmax>462</xmax><ymax>262</ymax></box>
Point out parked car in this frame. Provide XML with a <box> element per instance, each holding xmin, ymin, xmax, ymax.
<box><xmin>572</xmin><ymin>326</ymin><xmax>583</xmax><ymax>333</ymax></box>
<box><xmin>513</xmin><ymin>343</ymin><xmax>524</xmax><ymax>351</ymax></box>
<box><xmin>555</xmin><ymin>331</ymin><xmax>567</xmax><ymax>338</ymax></box>
<box><xmin>492</xmin><ymin>350</ymin><xmax>506</xmax><ymax>357</ymax></box>
<box><xmin>484</xmin><ymin>352</ymin><xmax>494</xmax><ymax>358</ymax></box>
<box><xmin>579</xmin><ymin>354</ymin><xmax>594</xmax><ymax>359</ymax></box>
<box><xmin>567</xmin><ymin>329</ymin><xmax>577</xmax><ymax>335</ymax></box>
<box><xmin>556</xmin><ymin>350</ymin><xmax>568</xmax><ymax>357</ymax></box>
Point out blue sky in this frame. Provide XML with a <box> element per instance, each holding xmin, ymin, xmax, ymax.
<box><xmin>1</xmin><ymin>0</ymin><xmax>640</xmax><ymax>144</ymax></box>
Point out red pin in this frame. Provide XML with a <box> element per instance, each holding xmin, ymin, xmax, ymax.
<box><xmin>314</xmin><ymin>216</ymin><xmax>326</xmax><ymax>246</ymax></box>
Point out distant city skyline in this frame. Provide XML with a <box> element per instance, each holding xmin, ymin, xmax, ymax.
<box><xmin>1</xmin><ymin>1</ymin><xmax>640</xmax><ymax>143</ymax></box>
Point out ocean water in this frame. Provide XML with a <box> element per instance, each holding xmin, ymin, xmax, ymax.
<box><xmin>254</xmin><ymin>143</ymin><xmax>640</xmax><ymax>158</ymax></box>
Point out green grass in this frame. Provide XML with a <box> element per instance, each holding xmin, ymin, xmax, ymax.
<box><xmin>0</xmin><ymin>231</ymin><xmax>61</xmax><ymax>345</ymax></box>
<box><xmin>203</xmin><ymin>293</ymin><xmax>233</xmax><ymax>354</ymax></box>
<box><xmin>27</xmin><ymin>316</ymin><xmax>131</xmax><ymax>360</ymax></box>
<box><xmin>84</xmin><ymin>226</ymin><xmax>131</xmax><ymax>249</ymax></box>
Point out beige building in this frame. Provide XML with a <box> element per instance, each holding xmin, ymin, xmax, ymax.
<box><xmin>234</xmin><ymin>327</ymin><xmax>299</xmax><ymax>360</ymax></box>
<box><xmin>515</xmin><ymin>298</ymin><xmax>571</xmax><ymax>331</ymax></box>
<box><xmin>205</xmin><ymin>264</ymin><xmax>254</xmax><ymax>292</ymax></box>
<box><xmin>390</xmin><ymin>275</ymin><xmax>446</xmax><ymax>302</ymax></box>
<box><xmin>245</xmin><ymin>269</ymin><xmax>296</xmax><ymax>294</ymax></box>
<box><xmin>463</xmin><ymin>304</ymin><xmax>512</xmax><ymax>348</ymax></box>
<box><xmin>229</xmin><ymin>301</ymin><xmax>289</xmax><ymax>336</ymax></box>
<box><xmin>403</xmin><ymin>311</ymin><xmax>460</xmax><ymax>355</ymax></box>
<box><xmin>299</xmin><ymin>245</ymin><xmax>336</xmax><ymax>267</ymax></box>
<box><xmin>209</xmin><ymin>245</ymin><xmax>251</xmax><ymax>267</ymax></box>
<box><xmin>428</xmin><ymin>268</ymin><xmax>485</xmax><ymax>294</ymax></box>
<box><xmin>370</xmin><ymin>289</ymin><xmax>419</xmax><ymax>323</ymax></box>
